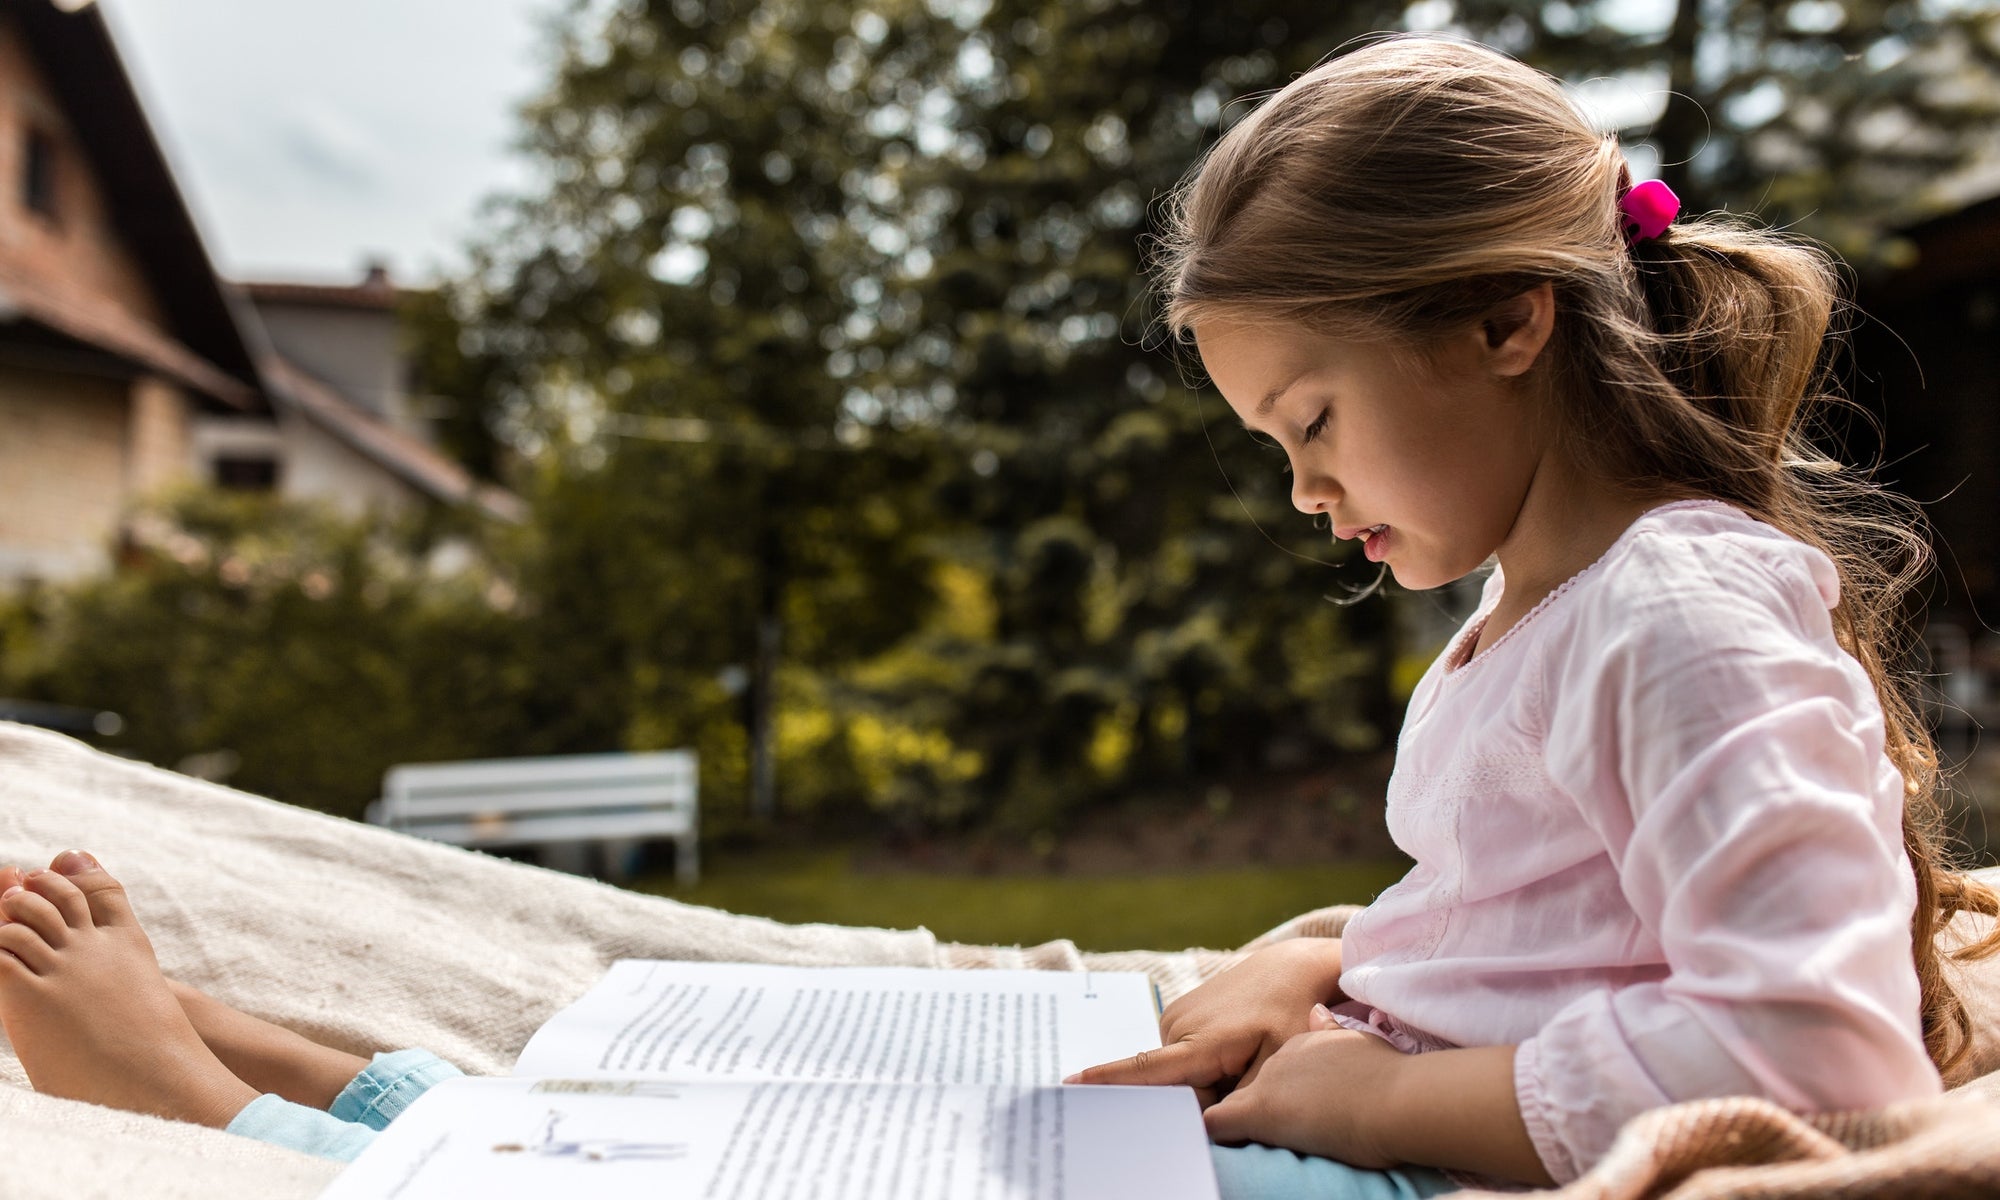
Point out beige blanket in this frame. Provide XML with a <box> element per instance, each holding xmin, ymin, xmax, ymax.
<box><xmin>2</xmin><ymin>720</ymin><xmax>1997</xmax><ymax>1199</ymax></box>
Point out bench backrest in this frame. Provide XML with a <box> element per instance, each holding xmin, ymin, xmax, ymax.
<box><xmin>371</xmin><ymin>750</ymin><xmax>697</xmax><ymax>848</ymax></box>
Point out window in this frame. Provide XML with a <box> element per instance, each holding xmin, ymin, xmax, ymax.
<box><xmin>22</xmin><ymin>127</ymin><xmax>56</xmax><ymax>220</ymax></box>
<box><xmin>213</xmin><ymin>456</ymin><xmax>280</xmax><ymax>491</ymax></box>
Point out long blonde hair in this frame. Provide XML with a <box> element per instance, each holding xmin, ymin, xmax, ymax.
<box><xmin>1157</xmin><ymin>34</ymin><xmax>2000</xmax><ymax>1078</ymax></box>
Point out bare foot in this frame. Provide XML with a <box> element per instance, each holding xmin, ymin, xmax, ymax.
<box><xmin>165</xmin><ymin>977</ymin><xmax>370</xmax><ymax>1111</ymax></box>
<box><xmin>3</xmin><ymin>855</ymin><xmax>373</xmax><ymax>1110</ymax></box>
<box><xmin>0</xmin><ymin>851</ymin><xmax>258</xmax><ymax>1128</ymax></box>
<box><xmin>8</xmin><ymin>855</ymin><xmax>374</xmax><ymax>1110</ymax></box>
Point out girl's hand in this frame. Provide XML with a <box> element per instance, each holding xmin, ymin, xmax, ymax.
<box><xmin>1201</xmin><ymin>1006</ymin><xmax>1406</xmax><ymax>1168</ymax></box>
<box><xmin>1064</xmin><ymin>937</ymin><xmax>1344</xmax><ymax>1101</ymax></box>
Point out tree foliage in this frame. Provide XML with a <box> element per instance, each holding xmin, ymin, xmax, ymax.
<box><xmin>1463</xmin><ymin>0</ymin><xmax>2000</xmax><ymax>256</ymax></box>
<box><xmin>9</xmin><ymin>0</ymin><xmax>1998</xmax><ymax>835</ymax></box>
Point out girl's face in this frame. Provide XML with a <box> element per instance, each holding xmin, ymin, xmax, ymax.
<box><xmin>1195</xmin><ymin>298</ymin><xmax>1553</xmax><ymax>592</ymax></box>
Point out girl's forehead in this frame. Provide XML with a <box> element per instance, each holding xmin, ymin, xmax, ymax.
<box><xmin>1197</xmin><ymin>320</ymin><xmax>1315</xmax><ymax>373</ymax></box>
<box><xmin>1196</xmin><ymin>322</ymin><xmax>1374</xmax><ymax>396</ymax></box>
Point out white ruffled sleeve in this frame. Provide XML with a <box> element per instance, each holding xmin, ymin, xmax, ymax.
<box><xmin>1519</xmin><ymin>533</ymin><xmax>1938</xmax><ymax>1183</ymax></box>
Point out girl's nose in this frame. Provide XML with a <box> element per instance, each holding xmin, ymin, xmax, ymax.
<box><xmin>1291</xmin><ymin>464</ymin><xmax>1339</xmax><ymax>515</ymax></box>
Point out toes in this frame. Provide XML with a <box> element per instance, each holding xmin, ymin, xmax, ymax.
<box><xmin>49</xmin><ymin>850</ymin><xmax>132</xmax><ymax>928</ymax></box>
<box><xmin>0</xmin><ymin>866</ymin><xmax>22</xmax><ymax>895</ymax></box>
<box><xmin>23</xmin><ymin>869</ymin><xmax>90</xmax><ymax>930</ymax></box>
<box><xmin>1</xmin><ymin>886</ymin><xmax>68</xmax><ymax>947</ymax></box>
<box><xmin>0</xmin><ymin>921</ymin><xmax>53</xmax><ymax>975</ymax></box>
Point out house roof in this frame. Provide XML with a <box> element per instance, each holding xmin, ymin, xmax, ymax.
<box><xmin>8</xmin><ymin>0</ymin><xmax>265</xmax><ymax>395</ymax></box>
<box><xmin>242</xmin><ymin>267</ymin><xmax>403</xmax><ymax>313</ymax></box>
<box><xmin>263</xmin><ymin>355</ymin><xmax>527</xmax><ymax>524</ymax></box>
<box><xmin>0</xmin><ymin>259</ymin><xmax>256</xmax><ymax>406</ymax></box>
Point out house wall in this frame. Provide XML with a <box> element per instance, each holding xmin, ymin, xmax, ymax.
<box><xmin>278</xmin><ymin>414</ymin><xmax>428</xmax><ymax>516</ymax></box>
<box><xmin>1858</xmin><ymin>279</ymin><xmax>2000</xmax><ymax>611</ymax></box>
<box><xmin>191</xmin><ymin>411</ymin><xmax>426</xmax><ymax>518</ymax></box>
<box><xmin>254</xmin><ymin>302</ymin><xmax>410</xmax><ymax>426</ymax></box>
<box><xmin>1853</xmin><ymin>201</ymin><xmax>2000</xmax><ymax>622</ymax></box>
<box><xmin>128</xmin><ymin>374</ymin><xmax>191</xmax><ymax>494</ymax></box>
<box><xmin>0</xmin><ymin>362</ymin><xmax>128</xmax><ymax>581</ymax></box>
<box><xmin>0</xmin><ymin>12</ymin><xmax>167</xmax><ymax>327</ymax></box>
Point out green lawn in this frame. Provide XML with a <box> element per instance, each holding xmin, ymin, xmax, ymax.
<box><xmin>632</xmin><ymin>847</ymin><xmax>1411</xmax><ymax>952</ymax></box>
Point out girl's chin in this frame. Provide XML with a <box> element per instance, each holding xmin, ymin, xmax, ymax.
<box><xmin>1387</xmin><ymin>553</ymin><xmax>1480</xmax><ymax>592</ymax></box>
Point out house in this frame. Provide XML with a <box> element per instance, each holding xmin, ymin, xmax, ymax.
<box><xmin>0</xmin><ymin>0</ymin><xmax>262</xmax><ymax>582</ymax></box>
<box><xmin>1854</xmin><ymin>192</ymin><xmax>2000</xmax><ymax>621</ymax></box>
<box><xmin>199</xmin><ymin>266</ymin><xmax>524</xmax><ymax>524</ymax></box>
<box><xmin>0</xmin><ymin>0</ymin><xmax>518</xmax><ymax>588</ymax></box>
<box><xmin>1852</xmin><ymin>191</ymin><xmax>2000</xmax><ymax>789</ymax></box>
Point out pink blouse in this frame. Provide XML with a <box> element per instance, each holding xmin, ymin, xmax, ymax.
<box><xmin>1330</xmin><ymin>500</ymin><xmax>1939</xmax><ymax>1184</ymax></box>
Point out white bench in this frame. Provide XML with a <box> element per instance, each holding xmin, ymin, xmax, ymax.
<box><xmin>366</xmin><ymin>751</ymin><xmax>698</xmax><ymax>884</ymax></box>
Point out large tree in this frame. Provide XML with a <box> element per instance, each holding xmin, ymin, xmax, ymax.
<box><xmin>428</xmin><ymin>0</ymin><xmax>2000</xmax><ymax>831</ymax></box>
<box><xmin>451</xmin><ymin>0</ymin><xmax>961</xmax><ymax>822</ymax></box>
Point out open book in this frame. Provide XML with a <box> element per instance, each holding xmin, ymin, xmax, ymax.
<box><xmin>321</xmin><ymin>961</ymin><xmax>1222</xmax><ymax>1198</ymax></box>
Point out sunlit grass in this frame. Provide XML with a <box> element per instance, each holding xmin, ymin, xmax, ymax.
<box><xmin>632</xmin><ymin>847</ymin><xmax>1411</xmax><ymax>952</ymax></box>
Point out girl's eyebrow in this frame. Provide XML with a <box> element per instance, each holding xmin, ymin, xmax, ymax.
<box><xmin>1256</xmin><ymin>380</ymin><xmax>1304</xmax><ymax>418</ymax></box>
<box><xmin>1256</xmin><ymin>368</ymin><xmax>1314</xmax><ymax>417</ymax></box>
<box><xmin>1240</xmin><ymin>369</ymin><xmax>1317</xmax><ymax>430</ymax></box>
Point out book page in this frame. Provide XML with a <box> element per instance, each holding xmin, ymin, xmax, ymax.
<box><xmin>512</xmin><ymin>962</ymin><xmax>1160</xmax><ymax>1085</ymax></box>
<box><xmin>319</xmin><ymin>1076</ymin><xmax>1220</xmax><ymax>1200</ymax></box>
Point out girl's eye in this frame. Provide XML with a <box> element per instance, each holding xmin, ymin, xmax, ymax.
<box><xmin>1301</xmin><ymin>408</ymin><xmax>1329</xmax><ymax>445</ymax></box>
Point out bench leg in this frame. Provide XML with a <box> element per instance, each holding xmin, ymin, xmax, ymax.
<box><xmin>677</xmin><ymin>833</ymin><xmax>700</xmax><ymax>887</ymax></box>
<box><xmin>599</xmin><ymin>837</ymin><xmax>645</xmax><ymax>883</ymax></box>
<box><xmin>541</xmin><ymin>841</ymin><xmax>591</xmax><ymax>877</ymax></box>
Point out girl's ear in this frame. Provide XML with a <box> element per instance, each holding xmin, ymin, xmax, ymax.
<box><xmin>1480</xmin><ymin>281</ymin><xmax>1556</xmax><ymax>378</ymax></box>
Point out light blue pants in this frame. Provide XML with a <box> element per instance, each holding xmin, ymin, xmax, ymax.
<box><xmin>231</xmin><ymin>1049</ymin><xmax>1462</xmax><ymax>1196</ymax></box>
<box><xmin>1209</xmin><ymin>1143</ymin><xmax>1463</xmax><ymax>1199</ymax></box>
<box><xmin>225</xmin><ymin>1048</ymin><xmax>463</xmax><ymax>1163</ymax></box>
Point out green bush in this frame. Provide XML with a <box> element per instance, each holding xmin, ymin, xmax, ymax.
<box><xmin>0</xmin><ymin>492</ymin><xmax>534</xmax><ymax>818</ymax></box>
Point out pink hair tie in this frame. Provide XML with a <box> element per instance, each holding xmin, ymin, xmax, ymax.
<box><xmin>1619</xmin><ymin>178</ymin><xmax>1679</xmax><ymax>244</ymax></box>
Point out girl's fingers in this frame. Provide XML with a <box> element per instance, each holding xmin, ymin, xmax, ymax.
<box><xmin>1235</xmin><ymin>1053</ymin><xmax>1267</xmax><ymax>1094</ymax></box>
<box><xmin>1063</xmin><ymin>1039</ymin><xmax>1231</xmax><ymax>1088</ymax></box>
<box><xmin>1202</xmin><ymin>1087</ymin><xmax>1258</xmax><ymax>1145</ymax></box>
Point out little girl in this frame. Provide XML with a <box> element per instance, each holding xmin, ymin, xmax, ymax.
<box><xmin>2</xmin><ymin>32</ymin><xmax>1997</xmax><ymax>1200</ymax></box>
<box><xmin>1068</xmin><ymin>29</ymin><xmax>2000</xmax><ymax>1199</ymax></box>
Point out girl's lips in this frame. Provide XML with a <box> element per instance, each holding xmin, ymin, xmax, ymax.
<box><xmin>1337</xmin><ymin>523</ymin><xmax>1391</xmax><ymax>561</ymax></box>
<box><xmin>1363</xmin><ymin>525</ymin><xmax>1391</xmax><ymax>562</ymax></box>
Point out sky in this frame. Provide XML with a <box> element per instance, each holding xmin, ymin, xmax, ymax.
<box><xmin>104</xmin><ymin>0</ymin><xmax>563</xmax><ymax>286</ymax></box>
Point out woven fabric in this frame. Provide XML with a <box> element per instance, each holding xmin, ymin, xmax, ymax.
<box><xmin>0</xmin><ymin>720</ymin><xmax>1996</xmax><ymax>1199</ymax></box>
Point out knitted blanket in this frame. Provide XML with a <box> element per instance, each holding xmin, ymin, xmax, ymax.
<box><xmin>1</xmin><ymin>720</ymin><xmax>1995</xmax><ymax>1199</ymax></box>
